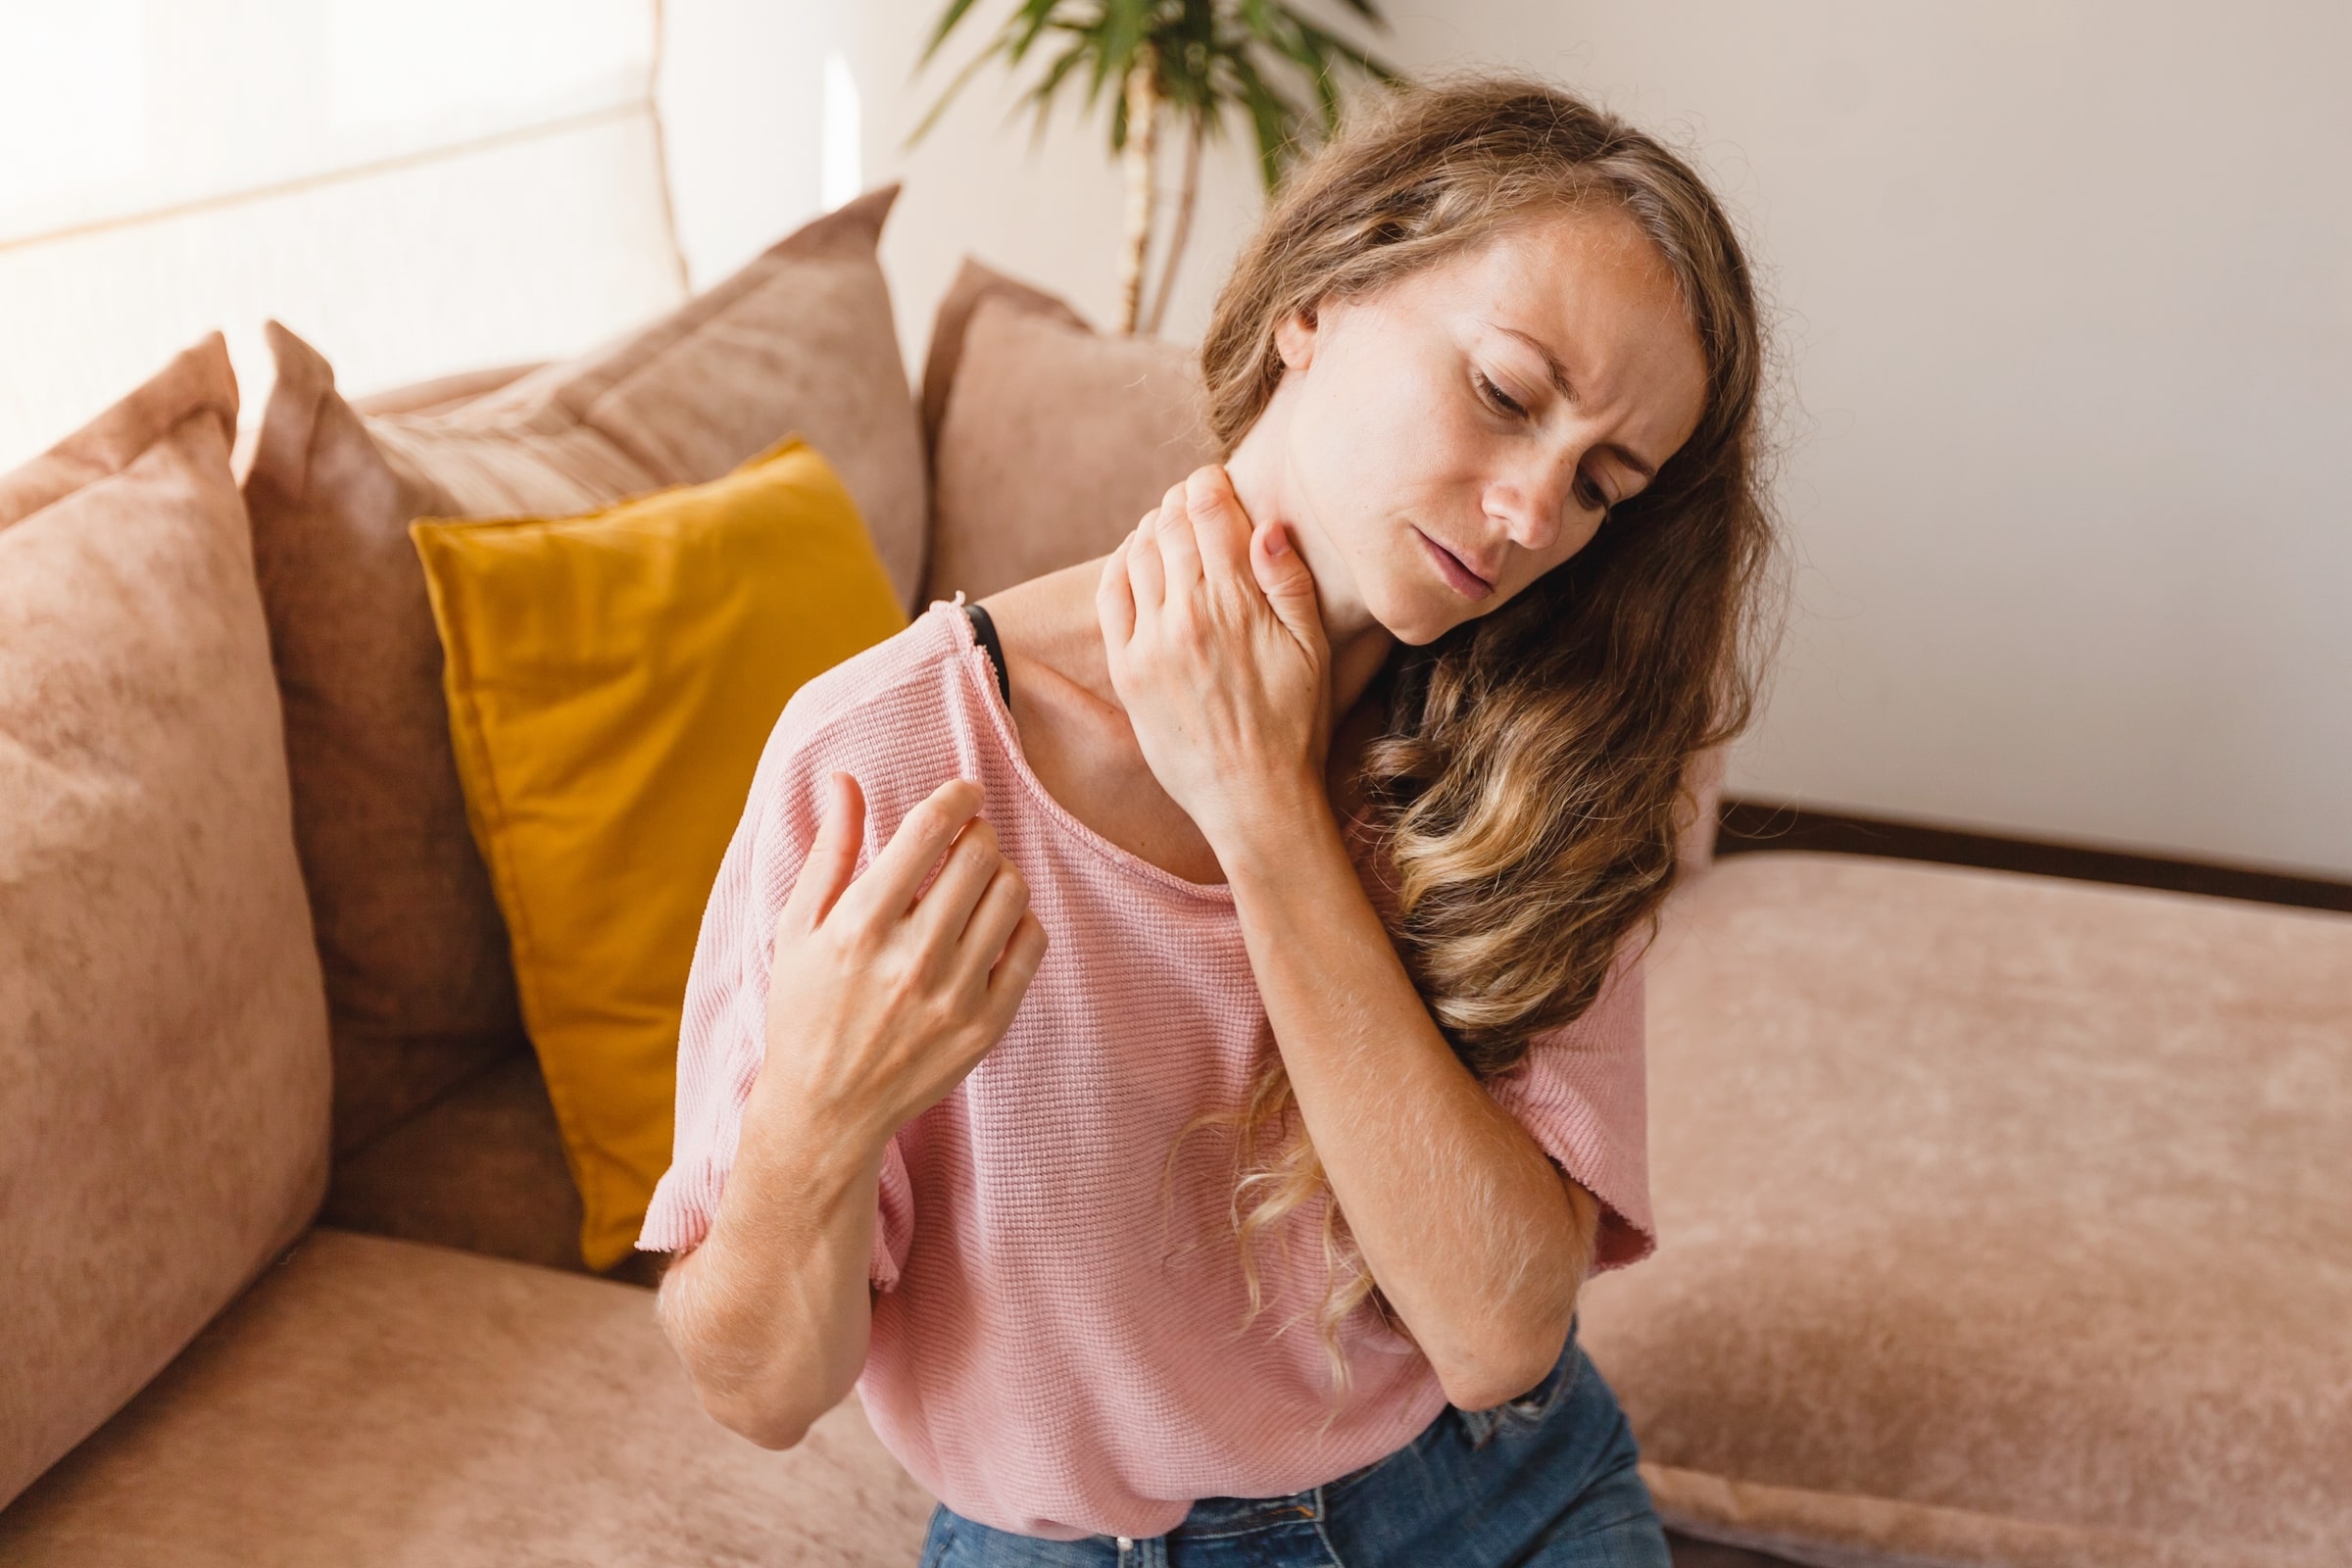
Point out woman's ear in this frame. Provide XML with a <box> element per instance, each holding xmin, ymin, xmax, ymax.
<box><xmin>1274</xmin><ymin>304</ymin><xmax>1319</xmax><ymax>372</ymax></box>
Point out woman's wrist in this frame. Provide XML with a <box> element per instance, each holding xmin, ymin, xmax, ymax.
<box><xmin>733</xmin><ymin>1081</ymin><xmax>889</xmax><ymax>1241</ymax></box>
<box><xmin>1209</xmin><ymin>769</ymin><xmax>1344</xmax><ymax>885</ymax></box>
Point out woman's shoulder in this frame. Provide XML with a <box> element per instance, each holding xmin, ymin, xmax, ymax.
<box><xmin>771</xmin><ymin>600</ymin><xmax>968</xmax><ymax>747</ymax></box>
<box><xmin>745</xmin><ymin>600</ymin><xmax>999</xmax><ymax>818</ymax></box>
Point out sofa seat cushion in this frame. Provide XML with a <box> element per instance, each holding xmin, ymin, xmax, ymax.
<box><xmin>1579</xmin><ymin>853</ymin><xmax>2352</xmax><ymax>1568</ymax></box>
<box><xmin>0</xmin><ymin>1229</ymin><xmax>936</xmax><ymax>1566</ymax></box>
<box><xmin>321</xmin><ymin>1050</ymin><xmax>638</xmax><ymax>1281</ymax></box>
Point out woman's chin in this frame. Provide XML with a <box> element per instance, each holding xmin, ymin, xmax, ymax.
<box><xmin>1309</xmin><ymin>550</ymin><xmax>1465</xmax><ymax>646</ymax></box>
<box><xmin>1361</xmin><ymin>587</ymin><xmax>1460</xmax><ymax>647</ymax></box>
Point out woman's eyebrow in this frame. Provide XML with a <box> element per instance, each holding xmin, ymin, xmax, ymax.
<box><xmin>1493</xmin><ymin>323</ymin><xmax>1659</xmax><ymax>481</ymax></box>
<box><xmin>1494</xmin><ymin>323</ymin><xmax>1578</xmax><ymax>403</ymax></box>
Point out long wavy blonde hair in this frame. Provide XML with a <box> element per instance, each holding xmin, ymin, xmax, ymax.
<box><xmin>1152</xmin><ymin>72</ymin><xmax>1780</xmax><ymax>1410</ymax></box>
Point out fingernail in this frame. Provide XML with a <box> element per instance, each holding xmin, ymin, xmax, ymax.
<box><xmin>1265</xmin><ymin>523</ymin><xmax>1292</xmax><ymax>557</ymax></box>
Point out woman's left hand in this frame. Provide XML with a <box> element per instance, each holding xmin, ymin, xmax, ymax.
<box><xmin>1095</xmin><ymin>464</ymin><xmax>1332</xmax><ymax>858</ymax></box>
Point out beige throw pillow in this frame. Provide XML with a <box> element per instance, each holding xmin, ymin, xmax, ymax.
<box><xmin>0</xmin><ymin>334</ymin><xmax>331</xmax><ymax>1507</ymax></box>
<box><xmin>242</xmin><ymin>185</ymin><xmax>927</xmax><ymax>1152</ymax></box>
<box><xmin>919</xmin><ymin>257</ymin><xmax>1219</xmax><ymax>604</ymax></box>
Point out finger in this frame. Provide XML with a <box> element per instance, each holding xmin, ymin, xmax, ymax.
<box><xmin>1127</xmin><ymin>512</ymin><xmax>1167</xmax><ymax>619</ymax></box>
<box><xmin>1185</xmin><ymin>466</ymin><xmax>1253</xmax><ymax>584</ymax></box>
<box><xmin>1250</xmin><ymin>514</ymin><xmax>1327</xmax><ymax>648</ymax></box>
<box><xmin>782</xmin><ymin>771</ymin><xmax>864</xmax><ymax>934</ymax></box>
<box><xmin>839</xmin><ymin>776</ymin><xmax>985</xmax><ymax>921</ymax></box>
<box><xmin>948</xmin><ymin>858</ymin><xmax>1030</xmax><ymax>995</ymax></box>
<box><xmin>910</xmin><ymin>816</ymin><xmax>1006</xmax><ymax>948</ymax></box>
<box><xmin>1094</xmin><ymin>531</ymin><xmax>1136</xmax><ymax>649</ymax></box>
<box><xmin>1153</xmin><ymin>478</ymin><xmax>1204</xmax><ymax>597</ymax></box>
<box><xmin>981</xmin><ymin>909</ymin><xmax>1050</xmax><ymax>1019</ymax></box>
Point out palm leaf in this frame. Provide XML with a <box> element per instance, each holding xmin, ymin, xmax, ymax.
<box><xmin>916</xmin><ymin>0</ymin><xmax>989</xmax><ymax>69</ymax></box>
<box><xmin>907</xmin><ymin>0</ymin><xmax>1066</xmax><ymax>148</ymax></box>
<box><xmin>1283</xmin><ymin>10</ymin><xmax>1405</xmax><ymax>88</ymax></box>
<box><xmin>1225</xmin><ymin>48</ymin><xmax>1304</xmax><ymax>190</ymax></box>
<box><xmin>904</xmin><ymin>30</ymin><xmax>1012</xmax><ymax>148</ymax></box>
<box><xmin>1102</xmin><ymin>0</ymin><xmax>1152</xmax><ymax>65</ymax></box>
<box><xmin>913</xmin><ymin>0</ymin><xmax>1406</xmax><ymax>186</ymax></box>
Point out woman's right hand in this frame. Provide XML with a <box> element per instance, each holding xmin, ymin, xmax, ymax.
<box><xmin>748</xmin><ymin>772</ymin><xmax>1048</xmax><ymax>1154</ymax></box>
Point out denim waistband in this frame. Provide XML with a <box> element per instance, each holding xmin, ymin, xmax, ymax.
<box><xmin>1161</xmin><ymin>1314</ymin><xmax>1585</xmax><ymax>1539</ymax></box>
<box><xmin>1170</xmin><ymin>1487</ymin><xmax>1327</xmax><ymax>1539</ymax></box>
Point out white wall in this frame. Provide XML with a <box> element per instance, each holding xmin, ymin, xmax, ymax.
<box><xmin>714</xmin><ymin>0</ymin><xmax>2345</xmax><ymax>878</ymax></box>
<box><xmin>0</xmin><ymin>0</ymin><xmax>684</xmax><ymax>470</ymax></box>
<box><xmin>657</xmin><ymin>0</ymin><xmax>830</xmax><ymax>288</ymax></box>
<box><xmin>1429</xmin><ymin>2</ymin><xmax>2351</xmax><ymax>882</ymax></box>
<box><xmin>21</xmin><ymin>4</ymin><xmax>2328</xmax><ymax>877</ymax></box>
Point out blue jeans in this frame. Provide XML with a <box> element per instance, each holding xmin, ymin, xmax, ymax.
<box><xmin>916</xmin><ymin>1319</ymin><xmax>1670</xmax><ymax>1567</ymax></box>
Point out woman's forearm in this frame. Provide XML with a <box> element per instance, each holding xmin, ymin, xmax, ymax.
<box><xmin>654</xmin><ymin>1097</ymin><xmax>886</xmax><ymax>1449</ymax></box>
<box><xmin>654</xmin><ymin>769</ymin><xmax>1043</xmax><ymax>1450</ymax></box>
<box><xmin>1220</xmin><ymin>787</ymin><xmax>1598</xmax><ymax>1411</ymax></box>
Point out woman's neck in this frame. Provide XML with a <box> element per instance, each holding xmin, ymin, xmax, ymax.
<box><xmin>981</xmin><ymin>557</ymin><xmax>1397</xmax><ymax>744</ymax></box>
<box><xmin>1218</xmin><ymin>358</ymin><xmax>1399</xmax><ymax>709</ymax></box>
<box><xmin>972</xmin><ymin>383</ymin><xmax>1404</xmax><ymax>878</ymax></box>
<box><xmin>976</xmin><ymin>525</ymin><xmax>1398</xmax><ymax>887</ymax></box>
<box><xmin>979</xmin><ymin>377</ymin><xmax>1403</xmax><ymax>832</ymax></box>
<box><xmin>987</xmin><ymin>378</ymin><xmax>1399</xmax><ymax>734</ymax></box>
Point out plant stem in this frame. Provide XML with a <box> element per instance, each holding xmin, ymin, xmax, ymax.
<box><xmin>1143</xmin><ymin>108</ymin><xmax>1204</xmax><ymax>339</ymax></box>
<box><xmin>1117</xmin><ymin>46</ymin><xmax>1160</xmax><ymax>337</ymax></box>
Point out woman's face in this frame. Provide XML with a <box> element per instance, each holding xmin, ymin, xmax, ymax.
<box><xmin>1235</xmin><ymin>204</ymin><xmax>1710</xmax><ymax>648</ymax></box>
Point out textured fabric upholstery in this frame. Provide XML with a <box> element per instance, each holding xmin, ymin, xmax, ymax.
<box><xmin>0</xmin><ymin>334</ymin><xmax>331</xmax><ymax>1507</ymax></box>
<box><xmin>1584</xmin><ymin>853</ymin><xmax>2352</xmax><ymax>1568</ymax></box>
<box><xmin>349</xmin><ymin>360</ymin><xmax>546</xmax><ymax>418</ymax></box>
<box><xmin>919</xmin><ymin>257</ymin><xmax>1218</xmax><ymax>605</ymax></box>
<box><xmin>241</xmin><ymin>184</ymin><xmax>925</xmax><ymax>1154</ymax></box>
<box><xmin>321</xmin><ymin>1051</ymin><xmax>602</xmax><ymax>1278</ymax></box>
<box><xmin>0</xmin><ymin>1231</ymin><xmax>936</xmax><ymax>1565</ymax></box>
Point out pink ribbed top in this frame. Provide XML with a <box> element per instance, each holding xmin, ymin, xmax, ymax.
<box><xmin>639</xmin><ymin>600</ymin><xmax>1653</xmax><ymax>1542</ymax></box>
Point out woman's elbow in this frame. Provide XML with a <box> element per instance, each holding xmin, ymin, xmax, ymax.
<box><xmin>696</xmin><ymin>1385</ymin><xmax>814</xmax><ymax>1450</ymax></box>
<box><xmin>666</xmin><ymin>1334</ymin><xmax>825</xmax><ymax>1449</ymax></box>
<box><xmin>653</xmin><ymin>1252</ymin><xmax>818</xmax><ymax>1448</ymax></box>
<box><xmin>1441</xmin><ymin>1255</ymin><xmax>1587</xmax><ymax>1409</ymax></box>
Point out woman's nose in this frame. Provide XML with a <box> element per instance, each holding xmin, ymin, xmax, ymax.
<box><xmin>1488</xmin><ymin>451</ymin><xmax>1580</xmax><ymax>553</ymax></box>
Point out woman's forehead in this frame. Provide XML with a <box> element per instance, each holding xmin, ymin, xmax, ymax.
<box><xmin>1441</xmin><ymin>207</ymin><xmax>1679</xmax><ymax>313</ymax></box>
<box><xmin>1348</xmin><ymin>208</ymin><xmax>1708</xmax><ymax>459</ymax></box>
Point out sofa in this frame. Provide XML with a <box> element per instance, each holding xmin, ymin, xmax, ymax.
<box><xmin>4</xmin><ymin>184</ymin><xmax>2345</xmax><ymax>1568</ymax></box>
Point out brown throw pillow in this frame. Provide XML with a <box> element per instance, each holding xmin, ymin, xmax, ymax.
<box><xmin>0</xmin><ymin>334</ymin><xmax>331</xmax><ymax>1507</ymax></box>
<box><xmin>243</xmin><ymin>186</ymin><xmax>927</xmax><ymax>1153</ymax></box>
<box><xmin>919</xmin><ymin>257</ymin><xmax>1219</xmax><ymax>604</ymax></box>
<box><xmin>349</xmin><ymin>361</ymin><xmax>546</xmax><ymax>418</ymax></box>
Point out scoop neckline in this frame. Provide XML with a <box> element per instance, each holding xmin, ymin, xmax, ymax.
<box><xmin>939</xmin><ymin>597</ymin><xmax>1241</xmax><ymax>906</ymax></box>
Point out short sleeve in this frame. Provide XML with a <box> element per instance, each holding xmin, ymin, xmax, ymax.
<box><xmin>1483</xmin><ymin>940</ymin><xmax>1654</xmax><ymax>1272</ymax></box>
<box><xmin>634</xmin><ymin>700</ymin><xmax>916</xmax><ymax>1294</ymax></box>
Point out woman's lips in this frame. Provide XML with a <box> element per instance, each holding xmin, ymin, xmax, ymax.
<box><xmin>1415</xmin><ymin>527</ymin><xmax>1494</xmax><ymax>601</ymax></box>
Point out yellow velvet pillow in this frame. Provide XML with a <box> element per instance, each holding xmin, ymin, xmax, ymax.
<box><xmin>410</xmin><ymin>436</ymin><xmax>907</xmax><ymax>1269</ymax></box>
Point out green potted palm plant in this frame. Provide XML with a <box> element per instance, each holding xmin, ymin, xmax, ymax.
<box><xmin>908</xmin><ymin>0</ymin><xmax>1406</xmax><ymax>336</ymax></box>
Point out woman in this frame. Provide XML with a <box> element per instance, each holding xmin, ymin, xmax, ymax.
<box><xmin>643</xmin><ymin>73</ymin><xmax>1775</xmax><ymax>1567</ymax></box>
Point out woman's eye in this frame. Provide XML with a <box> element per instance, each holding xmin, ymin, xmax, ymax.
<box><xmin>1474</xmin><ymin>370</ymin><xmax>1526</xmax><ymax>418</ymax></box>
<box><xmin>1576</xmin><ymin>475</ymin><xmax>1611</xmax><ymax>514</ymax></box>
